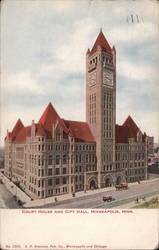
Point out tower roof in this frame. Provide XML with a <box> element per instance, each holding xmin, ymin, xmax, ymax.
<box><xmin>90</xmin><ymin>30</ymin><xmax>112</xmax><ymax>55</ymax></box>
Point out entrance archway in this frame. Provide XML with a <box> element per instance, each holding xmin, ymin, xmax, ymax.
<box><xmin>105</xmin><ymin>178</ymin><xmax>112</xmax><ymax>187</ymax></box>
<box><xmin>90</xmin><ymin>179</ymin><xmax>97</xmax><ymax>190</ymax></box>
<box><xmin>116</xmin><ymin>176</ymin><xmax>122</xmax><ymax>184</ymax></box>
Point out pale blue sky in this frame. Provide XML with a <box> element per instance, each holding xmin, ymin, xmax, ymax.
<box><xmin>1</xmin><ymin>0</ymin><xmax>159</xmax><ymax>146</ymax></box>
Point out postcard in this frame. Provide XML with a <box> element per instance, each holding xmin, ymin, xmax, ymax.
<box><xmin>0</xmin><ymin>0</ymin><xmax>159</xmax><ymax>249</ymax></box>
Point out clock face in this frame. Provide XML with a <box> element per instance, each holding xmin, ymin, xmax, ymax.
<box><xmin>103</xmin><ymin>70</ymin><xmax>113</xmax><ymax>87</ymax></box>
<box><xmin>88</xmin><ymin>71</ymin><xmax>96</xmax><ymax>86</ymax></box>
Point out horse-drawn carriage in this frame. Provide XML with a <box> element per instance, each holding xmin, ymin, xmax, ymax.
<box><xmin>103</xmin><ymin>195</ymin><xmax>113</xmax><ymax>202</ymax></box>
<box><xmin>115</xmin><ymin>183</ymin><xmax>128</xmax><ymax>191</ymax></box>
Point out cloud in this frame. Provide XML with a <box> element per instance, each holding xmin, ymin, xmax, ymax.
<box><xmin>117</xmin><ymin>60</ymin><xmax>159</xmax><ymax>81</ymax></box>
<box><xmin>1</xmin><ymin>0</ymin><xmax>159</xmax><ymax>146</ymax></box>
<box><xmin>1</xmin><ymin>72</ymin><xmax>45</xmax><ymax>95</ymax></box>
<box><xmin>109</xmin><ymin>22</ymin><xmax>158</xmax><ymax>44</ymax></box>
<box><xmin>52</xmin><ymin>18</ymin><xmax>97</xmax><ymax>74</ymax></box>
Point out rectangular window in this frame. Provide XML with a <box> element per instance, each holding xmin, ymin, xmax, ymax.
<box><xmin>42</xmin><ymin>169</ymin><xmax>44</xmax><ymax>176</ymax></box>
<box><xmin>55</xmin><ymin>168</ymin><xmax>60</xmax><ymax>175</ymax></box>
<box><xmin>56</xmin><ymin>178</ymin><xmax>60</xmax><ymax>185</ymax></box>
<box><xmin>48</xmin><ymin>168</ymin><xmax>52</xmax><ymax>176</ymax></box>
<box><xmin>63</xmin><ymin>155</ymin><xmax>67</xmax><ymax>164</ymax></box>
<box><xmin>63</xmin><ymin>177</ymin><xmax>67</xmax><ymax>185</ymax></box>
<box><xmin>48</xmin><ymin>179</ymin><xmax>52</xmax><ymax>186</ymax></box>
<box><xmin>56</xmin><ymin>155</ymin><xmax>60</xmax><ymax>165</ymax></box>
<box><xmin>48</xmin><ymin>155</ymin><xmax>52</xmax><ymax>165</ymax></box>
<box><xmin>42</xmin><ymin>179</ymin><xmax>44</xmax><ymax>187</ymax></box>
<box><xmin>63</xmin><ymin>168</ymin><xmax>66</xmax><ymax>174</ymax></box>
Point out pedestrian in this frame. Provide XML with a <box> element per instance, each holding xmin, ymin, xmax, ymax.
<box><xmin>142</xmin><ymin>196</ymin><xmax>145</xmax><ymax>201</ymax></box>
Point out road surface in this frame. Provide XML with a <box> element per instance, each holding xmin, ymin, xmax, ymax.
<box><xmin>35</xmin><ymin>179</ymin><xmax>159</xmax><ymax>209</ymax></box>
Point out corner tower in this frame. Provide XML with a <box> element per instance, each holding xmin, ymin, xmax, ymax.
<box><xmin>86</xmin><ymin>30</ymin><xmax>116</xmax><ymax>188</ymax></box>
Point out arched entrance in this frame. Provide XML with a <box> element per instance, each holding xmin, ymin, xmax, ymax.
<box><xmin>103</xmin><ymin>175</ymin><xmax>113</xmax><ymax>187</ymax></box>
<box><xmin>116</xmin><ymin>176</ymin><xmax>122</xmax><ymax>184</ymax></box>
<box><xmin>88</xmin><ymin>177</ymin><xmax>98</xmax><ymax>190</ymax></box>
<box><xmin>105</xmin><ymin>178</ymin><xmax>111</xmax><ymax>187</ymax></box>
<box><xmin>90</xmin><ymin>179</ymin><xmax>97</xmax><ymax>190</ymax></box>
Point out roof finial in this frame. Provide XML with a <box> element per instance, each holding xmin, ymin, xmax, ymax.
<box><xmin>100</xmin><ymin>27</ymin><xmax>102</xmax><ymax>33</ymax></box>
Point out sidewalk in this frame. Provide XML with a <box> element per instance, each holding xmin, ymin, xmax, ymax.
<box><xmin>1</xmin><ymin>170</ymin><xmax>158</xmax><ymax>208</ymax></box>
<box><xmin>24</xmin><ymin>185</ymin><xmax>114</xmax><ymax>208</ymax></box>
<box><xmin>24</xmin><ymin>178</ymin><xmax>159</xmax><ymax>208</ymax></box>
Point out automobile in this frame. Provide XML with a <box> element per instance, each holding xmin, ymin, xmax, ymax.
<box><xmin>103</xmin><ymin>196</ymin><xmax>113</xmax><ymax>202</ymax></box>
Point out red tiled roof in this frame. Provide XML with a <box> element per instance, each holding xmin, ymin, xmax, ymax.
<box><xmin>36</xmin><ymin>123</ymin><xmax>47</xmax><ymax>136</ymax></box>
<box><xmin>10</xmin><ymin>119</ymin><xmax>24</xmax><ymax>140</ymax></box>
<box><xmin>38</xmin><ymin>102</ymin><xmax>68</xmax><ymax>134</ymax></box>
<box><xmin>122</xmin><ymin>115</ymin><xmax>139</xmax><ymax>135</ymax></box>
<box><xmin>7</xmin><ymin>103</ymin><xmax>95</xmax><ymax>143</ymax></box>
<box><xmin>115</xmin><ymin>125</ymin><xmax>133</xmax><ymax>143</ymax></box>
<box><xmin>63</xmin><ymin>120</ymin><xmax>95</xmax><ymax>142</ymax></box>
<box><xmin>15</xmin><ymin>126</ymin><xmax>31</xmax><ymax>143</ymax></box>
<box><xmin>116</xmin><ymin>116</ymin><xmax>146</xmax><ymax>143</ymax></box>
<box><xmin>90</xmin><ymin>31</ymin><xmax>112</xmax><ymax>55</ymax></box>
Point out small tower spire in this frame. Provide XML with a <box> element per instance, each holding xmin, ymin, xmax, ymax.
<box><xmin>100</xmin><ymin>27</ymin><xmax>102</xmax><ymax>33</ymax></box>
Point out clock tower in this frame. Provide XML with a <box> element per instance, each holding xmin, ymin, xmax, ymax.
<box><xmin>86</xmin><ymin>30</ymin><xmax>116</xmax><ymax>188</ymax></box>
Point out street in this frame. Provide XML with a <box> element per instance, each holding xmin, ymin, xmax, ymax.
<box><xmin>35</xmin><ymin>179</ymin><xmax>159</xmax><ymax>209</ymax></box>
<box><xmin>0</xmin><ymin>177</ymin><xmax>159</xmax><ymax>209</ymax></box>
<box><xmin>0</xmin><ymin>183</ymin><xmax>20</xmax><ymax>208</ymax></box>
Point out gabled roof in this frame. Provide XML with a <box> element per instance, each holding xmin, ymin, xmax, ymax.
<box><xmin>15</xmin><ymin>126</ymin><xmax>31</xmax><ymax>143</ymax></box>
<box><xmin>6</xmin><ymin>103</ymin><xmax>96</xmax><ymax>143</ymax></box>
<box><xmin>116</xmin><ymin>115</ymin><xmax>146</xmax><ymax>143</ymax></box>
<box><xmin>115</xmin><ymin>125</ymin><xmax>133</xmax><ymax>143</ymax></box>
<box><xmin>123</xmin><ymin>115</ymin><xmax>139</xmax><ymax>136</ymax></box>
<box><xmin>38</xmin><ymin>102</ymin><xmax>68</xmax><ymax>134</ymax></box>
<box><xmin>11</xmin><ymin>119</ymin><xmax>24</xmax><ymax>140</ymax></box>
<box><xmin>123</xmin><ymin>115</ymin><xmax>139</xmax><ymax>131</ymax></box>
<box><xmin>63</xmin><ymin>120</ymin><xmax>95</xmax><ymax>142</ymax></box>
<box><xmin>36</xmin><ymin>123</ymin><xmax>47</xmax><ymax>136</ymax></box>
<box><xmin>90</xmin><ymin>30</ymin><xmax>112</xmax><ymax>55</ymax></box>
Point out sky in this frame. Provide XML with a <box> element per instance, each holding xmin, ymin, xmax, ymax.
<box><xmin>0</xmin><ymin>0</ymin><xmax>159</xmax><ymax>147</ymax></box>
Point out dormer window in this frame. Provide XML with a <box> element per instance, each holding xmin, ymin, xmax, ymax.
<box><xmin>137</xmin><ymin>131</ymin><xmax>142</xmax><ymax>142</ymax></box>
<box><xmin>55</xmin><ymin>133</ymin><xmax>60</xmax><ymax>141</ymax></box>
<box><xmin>54</xmin><ymin>127</ymin><xmax>61</xmax><ymax>141</ymax></box>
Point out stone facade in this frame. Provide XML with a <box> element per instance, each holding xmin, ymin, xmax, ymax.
<box><xmin>147</xmin><ymin>136</ymin><xmax>154</xmax><ymax>155</ymax></box>
<box><xmin>4</xmin><ymin>30</ymin><xmax>148</xmax><ymax>199</ymax></box>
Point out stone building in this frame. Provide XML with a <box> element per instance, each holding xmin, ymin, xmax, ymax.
<box><xmin>147</xmin><ymin>136</ymin><xmax>154</xmax><ymax>155</ymax></box>
<box><xmin>4</xmin><ymin>30</ymin><xmax>148</xmax><ymax>199</ymax></box>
